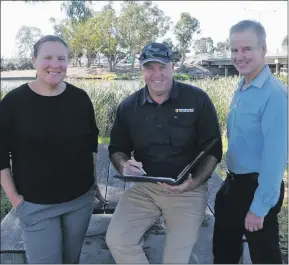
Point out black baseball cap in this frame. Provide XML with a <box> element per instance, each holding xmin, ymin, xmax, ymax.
<box><xmin>139</xmin><ymin>42</ymin><xmax>172</xmax><ymax>66</ymax></box>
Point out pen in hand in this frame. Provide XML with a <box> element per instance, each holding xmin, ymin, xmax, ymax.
<box><xmin>131</xmin><ymin>157</ymin><xmax>147</xmax><ymax>175</ymax></box>
<box><xmin>139</xmin><ymin>167</ymin><xmax>147</xmax><ymax>175</ymax></box>
<box><xmin>132</xmin><ymin>165</ymin><xmax>147</xmax><ymax>175</ymax></box>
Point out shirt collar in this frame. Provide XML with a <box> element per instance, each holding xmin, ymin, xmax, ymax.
<box><xmin>238</xmin><ymin>65</ymin><xmax>271</xmax><ymax>91</ymax></box>
<box><xmin>140</xmin><ymin>79</ymin><xmax>181</xmax><ymax>106</ymax></box>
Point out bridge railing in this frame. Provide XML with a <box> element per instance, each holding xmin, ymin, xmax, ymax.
<box><xmin>198</xmin><ymin>50</ymin><xmax>287</xmax><ymax>61</ymax></box>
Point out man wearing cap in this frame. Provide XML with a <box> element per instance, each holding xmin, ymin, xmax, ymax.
<box><xmin>106</xmin><ymin>42</ymin><xmax>223</xmax><ymax>264</ymax></box>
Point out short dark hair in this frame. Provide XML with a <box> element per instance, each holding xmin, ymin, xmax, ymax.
<box><xmin>230</xmin><ymin>20</ymin><xmax>266</xmax><ymax>48</ymax></box>
<box><xmin>33</xmin><ymin>35</ymin><xmax>68</xmax><ymax>58</ymax></box>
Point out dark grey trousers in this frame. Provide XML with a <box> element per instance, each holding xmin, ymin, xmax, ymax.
<box><xmin>15</xmin><ymin>185</ymin><xmax>96</xmax><ymax>264</ymax></box>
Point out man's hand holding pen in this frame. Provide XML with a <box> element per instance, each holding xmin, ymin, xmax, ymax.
<box><xmin>121</xmin><ymin>157</ymin><xmax>147</xmax><ymax>176</ymax></box>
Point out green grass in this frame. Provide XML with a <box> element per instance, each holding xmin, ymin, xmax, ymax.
<box><xmin>173</xmin><ymin>73</ymin><xmax>193</xmax><ymax>81</ymax></box>
<box><xmin>74</xmin><ymin>73</ymin><xmax>137</xmax><ymax>81</ymax></box>
<box><xmin>98</xmin><ymin>136</ymin><xmax>110</xmax><ymax>144</ymax></box>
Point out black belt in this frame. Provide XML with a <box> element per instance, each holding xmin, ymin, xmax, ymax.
<box><xmin>227</xmin><ymin>171</ymin><xmax>259</xmax><ymax>181</ymax></box>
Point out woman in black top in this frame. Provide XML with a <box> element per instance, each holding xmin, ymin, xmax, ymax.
<box><xmin>0</xmin><ymin>35</ymin><xmax>105</xmax><ymax>263</ymax></box>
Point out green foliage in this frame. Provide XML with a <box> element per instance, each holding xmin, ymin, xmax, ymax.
<box><xmin>98</xmin><ymin>136</ymin><xmax>110</xmax><ymax>144</ymax></box>
<box><xmin>16</xmin><ymin>26</ymin><xmax>43</xmax><ymax>58</ymax></box>
<box><xmin>50</xmin><ymin>1</ymin><xmax>97</xmax><ymax>68</ymax></box>
<box><xmin>193</xmin><ymin>76</ymin><xmax>239</xmax><ymax>136</ymax></box>
<box><xmin>61</xmin><ymin>0</ymin><xmax>93</xmax><ymax>24</ymax></box>
<box><xmin>162</xmin><ymin>38</ymin><xmax>182</xmax><ymax>63</ymax></box>
<box><xmin>72</xmin><ymin>19</ymin><xmax>99</xmax><ymax>67</ymax></box>
<box><xmin>3</xmin><ymin>75</ymin><xmax>287</xmax><ymax>136</ymax></box>
<box><xmin>53</xmin><ymin>19</ymin><xmax>86</xmax><ymax>66</ymax></box>
<box><xmin>174</xmin><ymin>13</ymin><xmax>200</xmax><ymax>67</ymax></box>
<box><xmin>193</xmin><ymin>37</ymin><xmax>214</xmax><ymax>54</ymax></box>
<box><xmin>215</xmin><ymin>39</ymin><xmax>230</xmax><ymax>53</ymax></box>
<box><xmin>1</xmin><ymin>187</ymin><xmax>12</xmax><ymax>220</ymax></box>
<box><xmin>173</xmin><ymin>73</ymin><xmax>192</xmax><ymax>81</ymax></box>
<box><xmin>1</xmin><ymin>59</ymin><xmax>34</xmax><ymax>72</ymax></box>
<box><xmin>46</xmin><ymin>1</ymin><xmax>172</xmax><ymax>69</ymax></box>
<box><xmin>93</xmin><ymin>7</ymin><xmax>124</xmax><ymax>71</ymax></box>
<box><xmin>118</xmin><ymin>1</ymin><xmax>171</xmax><ymax>69</ymax></box>
<box><xmin>73</xmin><ymin>80</ymin><xmax>137</xmax><ymax>136</ymax></box>
<box><xmin>115</xmin><ymin>73</ymin><xmax>134</xmax><ymax>80</ymax></box>
<box><xmin>101</xmin><ymin>73</ymin><xmax>118</xmax><ymax>81</ymax></box>
<box><xmin>74</xmin><ymin>73</ymin><xmax>134</xmax><ymax>81</ymax></box>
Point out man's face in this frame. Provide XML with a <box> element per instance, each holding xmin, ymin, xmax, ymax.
<box><xmin>230</xmin><ymin>29</ymin><xmax>266</xmax><ymax>79</ymax></box>
<box><xmin>141</xmin><ymin>61</ymin><xmax>174</xmax><ymax>98</ymax></box>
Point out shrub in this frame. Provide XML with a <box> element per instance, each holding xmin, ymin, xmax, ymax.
<box><xmin>0</xmin><ymin>187</ymin><xmax>12</xmax><ymax>220</ymax></box>
<box><xmin>173</xmin><ymin>73</ymin><xmax>192</xmax><ymax>81</ymax></box>
<box><xmin>18</xmin><ymin>59</ymin><xmax>33</xmax><ymax>70</ymax></box>
<box><xmin>101</xmin><ymin>73</ymin><xmax>118</xmax><ymax>81</ymax></box>
<box><xmin>191</xmin><ymin>76</ymin><xmax>239</xmax><ymax>137</ymax></box>
<box><xmin>5</xmin><ymin>62</ymin><xmax>16</xmax><ymax>71</ymax></box>
<box><xmin>73</xmin><ymin>80</ymin><xmax>138</xmax><ymax>136</ymax></box>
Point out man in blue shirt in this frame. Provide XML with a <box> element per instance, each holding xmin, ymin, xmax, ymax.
<box><xmin>213</xmin><ymin>20</ymin><xmax>287</xmax><ymax>264</ymax></box>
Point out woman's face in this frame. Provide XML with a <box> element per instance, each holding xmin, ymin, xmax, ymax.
<box><xmin>33</xmin><ymin>41</ymin><xmax>68</xmax><ymax>87</ymax></box>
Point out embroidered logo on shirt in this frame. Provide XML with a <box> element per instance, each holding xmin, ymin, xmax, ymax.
<box><xmin>175</xmin><ymin>109</ymin><xmax>194</xmax><ymax>113</ymax></box>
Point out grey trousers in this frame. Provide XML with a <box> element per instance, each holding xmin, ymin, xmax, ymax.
<box><xmin>15</xmin><ymin>185</ymin><xmax>96</xmax><ymax>264</ymax></box>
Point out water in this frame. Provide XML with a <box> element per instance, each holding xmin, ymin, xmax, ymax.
<box><xmin>1</xmin><ymin>79</ymin><xmax>141</xmax><ymax>94</ymax></box>
<box><xmin>1</xmin><ymin>80</ymin><xmax>28</xmax><ymax>91</ymax></box>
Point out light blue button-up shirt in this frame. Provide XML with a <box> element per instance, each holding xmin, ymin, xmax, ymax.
<box><xmin>226</xmin><ymin>65</ymin><xmax>288</xmax><ymax>217</ymax></box>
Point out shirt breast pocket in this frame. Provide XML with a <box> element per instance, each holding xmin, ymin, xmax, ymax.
<box><xmin>236</xmin><ymin>102</ymin><xmax>261</xmax><ymax>131</ymax></box>
<box><xmin>170</xmin><ymin>116</ymin><xmax>195</xmax><ymax>148</ymax></box>
<box><xmin>130</xmin><ymin>118</ymin><xmax>153</xmax><ymax>147</ymax></box>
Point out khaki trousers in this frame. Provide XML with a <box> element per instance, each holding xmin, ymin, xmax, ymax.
<box><xmin>106</xmin><ymin>181</ymin><xmax>208</xmax><ymax>264</ymax></box>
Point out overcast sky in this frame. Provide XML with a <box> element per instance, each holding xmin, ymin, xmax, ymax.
<box><xmin>1</xmin><ymin>1</ymin><xmax>287</xmax><ymax>58</ymax></box>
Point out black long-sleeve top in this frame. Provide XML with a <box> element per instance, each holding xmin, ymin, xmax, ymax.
<box><xmin>109</xmin><ymin>80</ymin><xmax>223</xmax><ymax>178</ymax></box>
<box><xmin>0</xmin><ymin>82</ymin><xmax>99</xmax><ymax>204</ymax></box>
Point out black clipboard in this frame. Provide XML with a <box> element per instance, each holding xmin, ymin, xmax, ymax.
<box><xmin>113</xmin><ymin>138</ymin><xmax>218</xmax><ymax>185</ymax></box>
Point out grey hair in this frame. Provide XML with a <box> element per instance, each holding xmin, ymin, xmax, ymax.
<box><xmin>229</xmin><ymin>20</ymin><xmax>267</xmax><ymax>48</ymax></box>
<box><xmin>33</xmin><ymin>35</ymin><xmax>68</xmax><ymax>58</ymax></box>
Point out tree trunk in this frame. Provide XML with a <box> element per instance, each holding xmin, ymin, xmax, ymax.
<box><xmin>112</xmin><ymin>54</ymin><xmax>119</xmax><ymax>69</ymax></box>
<box><xmin>131</xmin><ymin>53</ymin><xmax>136</xmax><ymax>70</ymax></box>
<box><xmin>86</xmin><ymin>54</ymin><xmax>91</xmax><ymax>68</ymax></box>
<box><xmin>113</xmin><ymin>59</ymin><xmax>117</xmax><ymax>70</ymax></box>
<box><xmin>108</xmin><ymin>59</ymin><xmax>113</xmax><ymax>72</ymax></box>
<box><xmin>180</xmin><ymin>52</ymin><xmax>186</xmax><ymax>70</ymax></box>
<box><xmin>73</xmin><ymin>54</ymin><xmax>77</xmax><ymax>67</ymax></box>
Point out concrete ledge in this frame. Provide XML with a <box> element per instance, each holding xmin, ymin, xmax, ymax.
<box><xmin>85</xmin><ymin>214</ymin><xmax>112</xmax><ymax>237</ymax></box>
<box><xmin>1</xmin><ymin>173</ymin><xmax>252</xmax><ymax>263</ymax></box>
<box><xmin>1</xmin><ymin>209</ymin><xmax>24</xmax><ymax>251</ymax></box>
